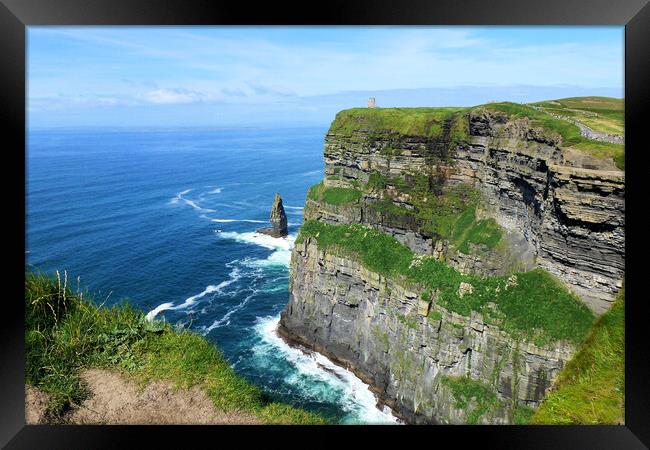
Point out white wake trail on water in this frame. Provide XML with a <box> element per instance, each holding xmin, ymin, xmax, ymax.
<box><xmin>254</xmin><ymin>316</ymin><xmax>401</xmax><ymax>425</ymax></box>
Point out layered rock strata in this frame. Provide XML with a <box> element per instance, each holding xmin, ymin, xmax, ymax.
<box><xmin>306</xmin><ymin>109</ymin><xmax>624</xmax><ymax>313</ymax></box>
<box><xmin>280</xmin><ymin>106</ymin><xmax>624</xmax><ymax>424</ymax></box>
<box><xmin>279</xmin><ymin>238</ymin><xmax>574</xmax><ymax>424</ymax></box>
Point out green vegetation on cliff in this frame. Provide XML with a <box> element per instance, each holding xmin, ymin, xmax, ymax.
<box><xmin>482</xmin><ymin>101</ymin><xmax>624</xmax><ymax>170</ymax></box>
<box><xmin>307</xmin><ymin>181</ymin><xmax>362</xmax><ymax>205</ymax></box>
<box><xmin>25</xmin><ymin>272</ymin><xmax>326</xmax><ymax>424</ymax></box>
<box><xmin>531</xmin><ymin>288</ymin><xmax>625</xmax><ymax>424</ymax></box>
<box><xmin>297</xmin><ymin>221</ymin><xmax>594</xmax><ymax>345</ymax></box>
<box><xmin>329</xmin><ymin>107</ymin><xmax>467</xmax><ymax>138</ymax></box>
<box><xmin>329</xmin><ymin>97</ymin><xmax>624</xmax><ymax>170</ymax></box>
<box><xmin>367</xmin><ymin>173</ymin><xmax>502</xmax><ymax>253</ymax></box>
<box><xmin>531</xmin><ymin>96</ymin><xmax>624</xmax><ymax>136</ymax></box>
<box><xmin>441</xmin><ymin>376</ymin><xmax>500</xmax><ymax>424</ymax></box>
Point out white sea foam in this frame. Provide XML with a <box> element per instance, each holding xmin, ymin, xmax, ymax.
<box><xmin>183</xmin><ymin>198</ymin><xmax>216</xmax><ymax>213</ymax></box>
<box><xmin>301</xmin><ymin>170</ymin><xmax>322</xmax><ymax>177</ymax></box>
<box><xmin>217</xmin><ymin>231</ymin><xmax>295</xmax><ymax>251</ymax></box>
<box><xmin>284</xmin><ymin>205</ymin><xmax>304</xmax><ymax>210</ymax></box>
<box><xmin>216</xmin><ymin>231</ymin><xmax>296</xmax><ymax>268</ymax></box>
<box><xmin>145</xmin><ymin>267</ymin><xmax>241</xmax><ymax>321</ymax></box>
<box><xmin>211</xmin><ymin>218</ymin><xmax>267</xmax><ymax>224</ymax></box>
<box><xmin>202</xmin><ymin>292</ymin><xmax>255</xmax><ymax>334</ymax></box>
<box><xmin>170</xmin><ymin>188</ymin><xmax>217</xmax><ymax>213</ymax></box>
<box><xmin>208</xmin><ymin>187</ymin><xmax>222</xmax><ymax>194</ymax></box>
<box><xmin>170</xmin><ymin>188</ymin><xmax>192</xmax><ymax>204</ymax></box>
<box><xmin>254</xmin><ymin>316</ymin><xmax>401</xmax><ymax>424</ymax></box>
<box><xmin>145</xmin><ymin>302</ymin><xmax>175</xmax><ymax>321</ymax></box>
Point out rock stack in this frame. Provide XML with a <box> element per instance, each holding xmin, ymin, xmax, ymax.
<box><xmin>256</xmin><ymin>193</ymin><xmax>288</xmax><ymax>238</ymax></box>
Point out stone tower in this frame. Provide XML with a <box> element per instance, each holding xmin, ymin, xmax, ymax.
<box><xmin>368</xmin><ymin>97</ymin><xmax>376</xmax><ymax>108</ymax></box>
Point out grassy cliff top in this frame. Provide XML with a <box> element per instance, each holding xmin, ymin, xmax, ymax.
<box><xmin>530</xmin><ymin>96</ymin><xmax>624</xmax><ymax>135</ymax></box>
<box><xmin>25</xmin><ymin>272</ymin><xmax>326</xmax><ymax>424</ymax></box>
<box><xmin>329</xmin><ymin>97</ymin><xmax>622</xmax><ymax>137</ymax></box>
<box><xmin>329</xmin><ymin>107</ymin><xmax>467</xmax><ymax>138</ymax></box>
<box><xmin>328</xmin><ymin>97</ymin><xmax>624</xmax><ymax>170</ymax></box>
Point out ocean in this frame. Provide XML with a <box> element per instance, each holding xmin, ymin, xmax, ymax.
<box><xmin>26</xmin><ymin>126</ymin><xmax>399</xmax><ymax>424</ymax></box>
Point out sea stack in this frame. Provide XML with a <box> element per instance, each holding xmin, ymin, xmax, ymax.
<box><xmin>257</xmin><ymin>193</ymin><xmax>288</xmax><ymax>238</ymax></box>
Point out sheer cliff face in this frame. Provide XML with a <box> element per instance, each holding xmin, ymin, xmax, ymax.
<box><xmin>279</xmin><ymin>240</ymin><xmax>574</xmax><ymax>424</ymax></box>
<box><xmin>306</xmin><ymin>110</ymin><xmax>625</xmax><ymax>314</ymax></box>
<box><xmin>280</xmin><ymin>108</ymin><xmax>624</xmax><ymax>424</ymax></box>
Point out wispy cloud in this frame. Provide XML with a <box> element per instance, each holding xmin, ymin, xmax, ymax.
<box><xmin>27</xmin><ymin>26</ymin><xmax>623</xmax><ymax>126</ymax></box>
<box><xmin>141</xmin><ymin>87</ymin><xmax>207</xmax><ymax>104</ymax></box>
<box><xmin>246</xmin><ymin>81</ymin><xmax>295</xmax><ymax>97</ymax></box>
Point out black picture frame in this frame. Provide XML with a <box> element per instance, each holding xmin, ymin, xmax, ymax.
<box><xmin>3</xmin><ymin>0</ymin><xmax>648</xmax><ymax>448</ymax></box>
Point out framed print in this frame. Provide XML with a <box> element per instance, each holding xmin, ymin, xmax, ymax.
<box><xmin>2</xmin><ymin>0</ymin><xmax>649</xmax><ymax>448</ymax></box>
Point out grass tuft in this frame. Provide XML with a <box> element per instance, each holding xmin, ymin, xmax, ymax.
<box><xmin>307</xmin><ymin>181</ymin><xmax>362</xmax><ymax>205</ymax></box>
<box><xmin>25</xmin><ymin>271</ymin><xmax>326</xmax><ymax>424</ymax></box>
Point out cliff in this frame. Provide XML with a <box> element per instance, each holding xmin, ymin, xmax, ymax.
<box><xmin>280</xmin><ymin>99</ymin><xmax>624</xmax><ymax>424</ymax></box>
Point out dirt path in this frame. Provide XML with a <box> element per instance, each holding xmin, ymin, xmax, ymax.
<box><xmin>26</xmin><ymin>369</ymin><xmax>260</xmax><ymax>425</ymax></box>
<box><xmin>25</xmin><ymin>385</ymin><xmax>51</xmax><ymax>424</ymax></box>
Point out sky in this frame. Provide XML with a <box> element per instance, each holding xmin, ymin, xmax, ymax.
<box><xmin>27</xmin><ymin>26</ymin><xmax>624</xmax><ymax>128</ymax></box>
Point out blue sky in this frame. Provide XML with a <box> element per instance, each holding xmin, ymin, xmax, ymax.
<box><xmin>28</xmin><ymin>26</ymin><xmax>624</xmax><ymax>128</ymax></box>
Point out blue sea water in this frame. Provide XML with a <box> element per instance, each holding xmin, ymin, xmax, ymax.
<box><xmin>26</xmin><ymin>126</ymin><xmax>398</xmax><ymax>424</ymax></box>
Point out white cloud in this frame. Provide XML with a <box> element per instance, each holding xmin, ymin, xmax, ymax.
<box><xmin>246</xmin><ymin>81</ymin><xmax>295</xmax><ymax>97</ymax></box>
<box><xmin>142</xmin><ymin>88</ymin><xmax>206</xmax><ymax>104</ymax></box>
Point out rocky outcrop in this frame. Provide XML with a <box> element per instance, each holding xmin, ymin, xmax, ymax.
<box><xmin>257</xmin><ymin>193</ymin><xmax>288</xmax><ymax>238</ymax></box>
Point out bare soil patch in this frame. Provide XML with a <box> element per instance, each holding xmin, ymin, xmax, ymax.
<box><xmin>25</xmin><ymin>385</ymin><xmax>50</xmax><ymax>424</ymax></box>
<box><xmin>26</xmin><ymin>369</ymin><xmax>260</xmax><ymax>425</ymax></box>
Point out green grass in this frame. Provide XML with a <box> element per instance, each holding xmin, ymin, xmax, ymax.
<box><xmin>329</xmin><ymin>107</ymin><xmax>467</xmax><ymax>138</ymax></box>
<box><xmin>531</xmin><ymin>288</ymin><xmax>625</xmax><ymax>424</ymax></box>
<box><xmin>307</xmin><ymin>181</ymin><xmax>362</xmax><ymax>205</ymax></box>
<box><xmin>396</xmin><ymin>313</ymin><xmax>418</xmax><ymax>330</ymax></box>
<box><xmin>531</xmin><ymin>97</ymin><xmax>624</xmax><ymax>135</ymax></box>
<box><xmin>512</xmin><ymin>405</ymin><xmax>536</xmax><ymax>424</ymax></box>
<box><xmin>366</xmin><ymin>173</ymin><xmax>502</xmax><ymax>254</ymax></box>
<box><xmin>568</xmin><ymin>141</ymin><xmax>625</xmax><ymax>171</ymax></box>
<box><xmin>297</xmin><ymin>221</ymin><xmax>594</xmax><ymax>346</ymax></box>
<box><xmin>25</xmin><ymin>271</ymin><xmax>327</xmax><ymax>424</ymax></box>
<box><xmin>480</xmin><ymin>102</ymin><xmax>582</xmax><ymax>144</ymax></box>
<box><xmin>441</xmin><ymin>376</ymin><xmax>500</xmax><ymax>424</ymax></box>
<box><xmin>480</xmin><ymin>101</ymin><xmax>624</xmax><ymax>170</ymax></box>
<box><xmin>328</xmin><ymin>98</ymin><xmax>624</xmax><ymax>170</ymax></box>
<box><xmin>428</xmin><ymin>310</ymin><xmax>443</xmax><ymax>322</ymax></box>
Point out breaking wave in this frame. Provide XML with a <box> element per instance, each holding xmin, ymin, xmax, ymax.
<box><xmin>216</xmin><ymin>231</ymin><xmax>295</xmax><ymax>268</ymax></box>
<box><xmin>253</xmin><ymin>316</ymin><xmax>401</xmax><ymax>425</ymax></box>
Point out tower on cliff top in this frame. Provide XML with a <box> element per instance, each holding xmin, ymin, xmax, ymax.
<box><xmin>368</xmin><ymin>97</ymin><xmax>376</xmax><ymax>108</ymax></box>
